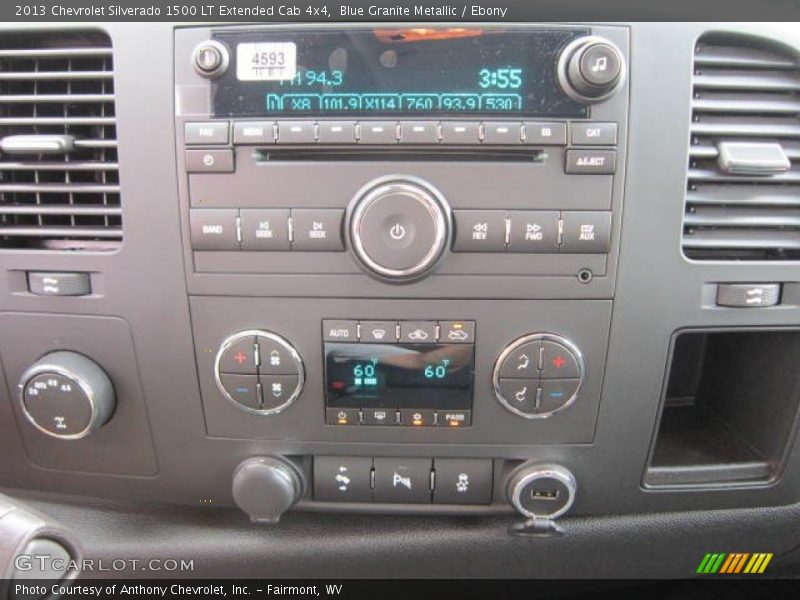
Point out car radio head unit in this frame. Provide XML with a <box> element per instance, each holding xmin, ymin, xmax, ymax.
<box><xmin>211</xmin><ymin>27</ymin><xmax>590</xmax><ymax>118</ymax></box>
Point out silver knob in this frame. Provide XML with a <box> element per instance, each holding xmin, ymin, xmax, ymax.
<box><xmin>232</xmin><ymin>457</ymin><xmax>304</xmax><ymax>524</ymax></box>
<box><xmin>507</xmin><ymin>464</ymin><xmax>577</xmax><ymax>519</ymax></box>
<box><xmin>348</xmin><ymin>177</ymin><xmax>451</xmax><ymax>282</ymax></box>
<box><xmin>18</xmin><ymin>351</ymin><xmax>115</xmax><ymax>440</ymax></box>
<box><xmin>557</xmin><ymin>36</ymin><xmax>625</xmax><ymax>103</ymax></box>
<box><xmin>192</xmin><ymin>40</ymin><xmax>229</xmax><ymax>79</ymax></box>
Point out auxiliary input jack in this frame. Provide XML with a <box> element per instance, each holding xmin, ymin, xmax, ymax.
<box><xmin>577</xmin><ymin>269</ymin><xmax>593</xmax><ymax>284</ymax></box>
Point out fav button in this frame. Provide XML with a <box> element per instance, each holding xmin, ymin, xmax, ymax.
<box><xmin>373</xmin><ymin>458</ymin><xmax>432</xmax><ymax>503</ymax></box>
<box><xmin>185</xmin><ymin>121</ymin><xmax>229</xmax><ymax>145</ymax></box>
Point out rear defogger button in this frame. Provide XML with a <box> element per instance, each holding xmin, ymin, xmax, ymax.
<box><xmin>349</xmin><ymin>178</ymin><xmax>451</xmax><ymax>282</ymax></box>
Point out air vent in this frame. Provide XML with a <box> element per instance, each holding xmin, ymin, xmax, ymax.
<box><xmin>0</xmin><ymin>31</ymin><xmax>120</xmax><ymax>251</ymax></box>
<box><xmin>683</xmin><ymin>33</ymin><xmax>800</xmax><ymax>260</ymax></box>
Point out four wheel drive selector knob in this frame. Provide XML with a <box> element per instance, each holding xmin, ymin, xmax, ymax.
<box><xmin>18</xmin><ymin>351</ymin><xmax>116</xmax><ymax>440</ymax></box>
<box><xmin>557</xmin><ymin>36</ymin><xmax>626</xmax><ymax>103</ymax></box>
<box><xmin>348</xmin><ymin>176</ymin><xmax>451</xmax><ymax>283</ymax></box>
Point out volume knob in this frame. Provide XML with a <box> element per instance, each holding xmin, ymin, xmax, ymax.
<box><xmin>18</xmin><ymin>351</ymin><xmax>115</xmax><ymax>440</ymax></box>
<box><xmin>557</xmin><ymin>36</ymin><xmax>625</xmax><ymax>103</ymax></box>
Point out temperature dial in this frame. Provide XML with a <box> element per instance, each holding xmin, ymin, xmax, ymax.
<box><xmin>18</xmin><ymin>351</ymin><xmax>115</xmax><ymax>440</ymax></box>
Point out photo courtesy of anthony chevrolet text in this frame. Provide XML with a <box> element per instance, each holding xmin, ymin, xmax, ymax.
<box><xmin>1</xmin><ymin>0</ymin><xmax>800</xmax><ymax>598</ymax></box>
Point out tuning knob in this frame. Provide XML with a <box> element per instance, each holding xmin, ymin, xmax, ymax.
<box><xmin>232</xmin><ymin>457</ymin><xmax>305</xmax><ymax>524</ymax></box>
<box><xmin>18</xmin><ymin>351</ymin><xmax>115</xmax><ymax>440</ymax></box>
<box><xmin>348</xmin><ymin>176</ymin><xmax>451</xmax><ymax>282</ymax></box>
<box><xmin>557</xmin><ymin>36</ymin><xmax>625</xmax><ymax>103</ymax></box>
<box><xmin>507</xmin><ymin>464</ymin><xmax>577</xmax><ymax>520</ymax></box>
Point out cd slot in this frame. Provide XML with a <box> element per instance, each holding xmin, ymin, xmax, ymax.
<box><xmin>254</xmin><ymin>148</ymin><xmax>544</xmax><ymax>163</ymax></box>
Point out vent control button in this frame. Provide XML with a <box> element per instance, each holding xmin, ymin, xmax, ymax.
<box><xmin>28</xmin><ymin>272</ymin><xmax>90</xmax><ymax>297</ymax></box>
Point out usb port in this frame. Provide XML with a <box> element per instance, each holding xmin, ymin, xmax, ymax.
<box><xmin>531</xmin><ymin>489</ymin><xmax>560</xmax><ymax>501</ymax></box>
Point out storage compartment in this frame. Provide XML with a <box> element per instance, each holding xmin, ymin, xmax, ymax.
<box><xmin>645</xmin><ymin>330</ymin><xmax>800</xmax><ymax>487</ymax></box>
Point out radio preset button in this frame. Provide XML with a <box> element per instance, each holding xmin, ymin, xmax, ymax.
<box><xmin>314</xmin><ymin>456</ymin><xmax>373</xmax><ymax>503</ymax></box>
<box><xmin>570</xmin><ymin>122</ymin><xmax>618</xmax><ymax>146</ymax></box>
<box><xmin>219</xmin><ymin>374</ymin><xmax>260</xmax><ymax>409</ymax></box>
<box><xmin>291</xmin><ymin>209</ymin><xmax>345</xmax><ymax>251</ymax></box>
<box><xmin>185</xmin><ymin>148</ymin><xmax>234</xmax><ymax>173</ymax></box>
<box><xmin>322</xmin><ymin>320</ymin><xmax>359</xmax><ymax>342</ymax></box>
<box><xmin>373</xmin><ymin>458</ymin><xmax>432</xmax><ymax>503</ymax></box>
<box><xmin>508</xmin><ymin>211</ymin><xmax>560</xmax><ymax>253</ymax></box>
<box><xmin>439</xmin><ymin>321</ymin><xmax>475</xmax><ymax>344</ymax></box>
<box><xmin>452</xmin><ymin>210</ymin><xmax>506</xmax><ymax>253</ymax></box>
<box><xmin>276</xmin><ymin>121</ymin><xmax>316</xmax><ymax>144</ymax></box>
<box><xmin>185</xmin><ymin>121</ymin><xmax>229</xmax><ymax>145</ymax></box>
<box><xmin>399</xmin><ymin>321</ymin><xmax>438</xmax><ymax>344</ymax></box>
<box><xmin>565</xmin><ymin>149</ymin><xmax>617</xmax><ymax>174</ymax></box>
<box><xmin>190</xmin><ymin>209</ymin><xmax>239</xmax><ymax>251</ymax></box>
<box><xmin>233</xmin><ymin>121</ymin><xmax>275</xmax><ymax>144</ymax></box>
<box><xmin>433</xmin><ymin>459</ymin><xmax>493</xmax><ymax>505</ymax></box>
<box><xmin>399</xmin><ymin>121</ymin><xmax>438</xmax><ymax>144</ymax></box>
<box><xmin>560</xmin><ymin>211</ymin><xmax>612</xmax><ymax>253</ymax></box>
<box><xmin>359</xmin><ymin>320</ymin><xmax>398</xmax><ymax>343</ymax></box>
<box><xmin>540</xmin><ymin>341</ymin><xmax>581</xmax><ymax>379</ymax></box>
<box><xmin>523</xmin><ymin>122</ymin><xmax>567</xmax><ymax>145</ymax></box>
<box><xmin>440</xmin><ymin>121</ymin><xmax>481</xmax><ymax>144</ymax></box>
<box><xmin>240</xmin><ymin>209</ymin><xmax>290</xmax><ymax>251</ymax></box>
<box><xmin>326</xmin><ymin>407</ymin><xmax>361</xmax><ymax>426</ymax></box>
<box><xmin>318</xmin><ymin>121</ymin><xmax>357</xmax><ymax>144</ymax></box>
<box><xmin>358</xmin><ymin>121</ymin><xmax>398</xmax><ymax>144</ymax></box>
<box><xmin>483</xmin><ymin>122</ymin><xmax>522</xmax><ymax>145</ymax></box>
<box><xmin>218</xmin><ymin>335</ymin><xmax>258</xmax><ymax>374</ymax></box>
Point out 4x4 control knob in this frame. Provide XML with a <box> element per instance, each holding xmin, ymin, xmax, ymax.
<box><xmin>348</xmin><ymin>177</ymin><xmax>451</xmax><ymax>282</ymax></box>
<box><xmin>18</xmin><ymin>351</ymin><xmax>116</xmax><ymax>440</ymax></box>
<box><xmin>557</xmin><ymin>36</ymin><xmax>625</xmax><ymax>103</ymax></box>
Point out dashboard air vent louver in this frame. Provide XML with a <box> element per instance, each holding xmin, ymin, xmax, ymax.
<box><xmin>683</xmin><ymin>33</ymin><xmax>800</xmax><ymax>260</ymax></box>
<box><xmin>0</xmin><ymin>31</ymin><xmax>121</xmax><ymax>251</ymax></box>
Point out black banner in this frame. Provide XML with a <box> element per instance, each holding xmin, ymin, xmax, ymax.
<box><xmin>2</xmin><ymin>0</ymin><xmax>800</xmax><ymax>22</ymax></box>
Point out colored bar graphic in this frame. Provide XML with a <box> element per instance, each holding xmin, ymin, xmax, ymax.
<box><xmin>698</xmin><ymin>552</ymin><xmax>773</xmax><ymax>574</ymax></box>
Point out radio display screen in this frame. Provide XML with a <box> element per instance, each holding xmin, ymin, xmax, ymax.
<box><xmin>324</xmin><ymin>342</ymin><xmax>475</xmax><ymax>410</ymax></box>
<box><xmin>212</xmin><ymin>28</ymin><xmax>588</xmax><ymax>118</ymax></box>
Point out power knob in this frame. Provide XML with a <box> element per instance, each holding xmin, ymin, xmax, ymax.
<box><xmin>192</xmin><ymin>40</ymin><xmax>230</xmax><ymax>79</ymax></box>
<box><xmin>18</xmin><ymin>351</ymin><xmax>115</xmax><ymax>440</ymax></box>
<box><xmin>557</xmin><ymin>36</ymin><xmax>626</xmax><ymax>103</ymax></box>
<box><xmin>348</xmin><ymin>176</ymin><xmax>451</xmax><ymax>283</ymax></box>
<box><xmin>232</xmin><ymin>457</ymin><xmax>305</xmax><ymax>524</ymax></box>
